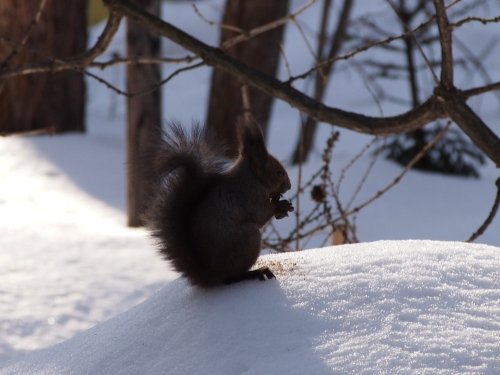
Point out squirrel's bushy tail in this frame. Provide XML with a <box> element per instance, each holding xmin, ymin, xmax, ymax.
<box><xmin>144</xmin><ymin>122</ymin><xmax>225</xmax><ymax>285</ymax></box>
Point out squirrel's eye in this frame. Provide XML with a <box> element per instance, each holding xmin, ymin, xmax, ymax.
<box><xmin>277</xmin><ymin>170</ymin><xmax>284</xmax><ymax>177</ymax></box>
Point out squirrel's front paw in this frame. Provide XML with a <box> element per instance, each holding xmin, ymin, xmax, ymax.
<box><xmin>274</xmin><ymin>199</ymin><xmax>294</xmax><ymax>219</ymax></box>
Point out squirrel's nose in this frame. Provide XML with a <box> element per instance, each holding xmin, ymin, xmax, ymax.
<box><xmin>283</xmin><ymin>179</ymin><xmax>291</xmax><ymax>192</ymax></box>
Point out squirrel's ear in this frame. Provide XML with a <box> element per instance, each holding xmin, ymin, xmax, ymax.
<box><xmin>238</xmin><ymin>117</ymin><xmax>268</xmax><ymax>164</ymax></box>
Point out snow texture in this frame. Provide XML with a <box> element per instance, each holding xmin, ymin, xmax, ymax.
<box><xmin>2</xmin><ymin>241</ymin><xmax>500</xmax><ymax>375</ymax></box>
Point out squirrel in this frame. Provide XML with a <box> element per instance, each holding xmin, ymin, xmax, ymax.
<box><xmin>144</xmin><ymin>119</ymin><xmax>293</xmax><ymax>287</ymax></box>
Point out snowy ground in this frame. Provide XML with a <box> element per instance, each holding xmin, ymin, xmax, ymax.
<box><xmin>1</xmin><ymin>0</ymin><xmax>499</xmax><ymax>373</ymax></box>
<box><xmin>2</xmin><ymin>241</ymin><xmax>500</xmax><ymax>374</ymax></box>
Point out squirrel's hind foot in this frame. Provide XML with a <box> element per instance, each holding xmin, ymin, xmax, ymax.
<box><xmin>224</xmin><ymin>267</ymin><xmax>276</xmax><ymax>285</ymax></box>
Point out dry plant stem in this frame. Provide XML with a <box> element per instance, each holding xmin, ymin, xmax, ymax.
<box><xmin>289</xmin><ymin>123</ymin><xmax>452</xmax><ymax>243</ymax></box>
<box><xmin>345</xmin><ymin>142</ymin><xmax>380</xmax><ymax>209</ymax></box>
<box><xmin>336</xmin><ymin>137</ymin><xmax>378</xmax><ymax>195</ymax></box>
<box><xmin>467</xmin><ymin>177</ymin><xmax>500</xmax><ymax>243</ymax></box>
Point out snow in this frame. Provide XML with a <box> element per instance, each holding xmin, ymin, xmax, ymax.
<box><xmin>1</xmin><ymin>0</ymin><xmax>500</xmax><ymax>373</ymax></box>
<box><xmin>2</xmin><ymin>241</ymin><xmax>500</xmax><ymax>374</ymax></box>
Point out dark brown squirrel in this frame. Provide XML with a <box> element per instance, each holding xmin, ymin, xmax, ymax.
<box><xmin>144</xmin><ymin>120</ymin><xmax>293</xmax><ymax>287</ymax></box>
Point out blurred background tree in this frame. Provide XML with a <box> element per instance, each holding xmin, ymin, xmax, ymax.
<box><xmin>0</xmin><ymin>0</ymin><xmax>87</xmax><ymax>134</ymax></box>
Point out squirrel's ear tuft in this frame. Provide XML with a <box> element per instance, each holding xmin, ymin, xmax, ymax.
<box><xmin>237</xmin><ymin>117</ymin><xmax>268</xmax><ymax>163</ymax></box>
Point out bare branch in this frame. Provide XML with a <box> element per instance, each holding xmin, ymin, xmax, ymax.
<box><xmin>103</xmin><ymin>0</ymin><xmax>444</xmax><ymax>135</ymax></box>
<box><xmin>433</xmin><ymin>0</ymin><xmax>454</xmax><ymax>88</ymax></box>
<box><xmin>436</xmin><ymin>87</ymin><xmax>500</xmax><ymax>167</ymax></box>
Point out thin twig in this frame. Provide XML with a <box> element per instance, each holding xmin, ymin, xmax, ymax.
<box><xmin>288</xmin><ymin>0</ymin><xmax>464</xmax><ymax>84</ymax></box>
<box><xmin>0</xmin><ymin>10</ymin><xmax>123</xmax><ymax>78</ymax></box>
<box><xmin>345</xmin><ymin>121</ymin><xmax>452</xmax><ymax>217</ymax></box>
<box><xmin>290</xmin><ymin>17</ymin><xmax>317</xmax><ymax>59</ymax></box>
<box><xmin>222</xmin><ymin>0</ymin><xmax>318</xmax><ymax>50</ymax></box>
<box><xmin>81</xmin><ymin>61</ymin><xmax>204</xmax><ymax>98</ymax></box>
<box><xmin>192</xmin><ymin>3</ymin><xmax>243</xmax><ymax>34</ymax></box>
<box><xmin>467</xmin><ymin>177</ymin><xmax>500</xmax><ymax>242</ymax></box>
<box><xmin>385</xmin><ymin>0</ymin><xmax>439</xmax><ymax>84</ymax></box>
<box><xmin>451</xmin><ymin>15</ymin><xmax>500</xmax><ymax>30</ymax></box>
<box><xmin>90</xmin><ymin>55</ymin><xmax>197</xmax><ymax>68</ymax></box>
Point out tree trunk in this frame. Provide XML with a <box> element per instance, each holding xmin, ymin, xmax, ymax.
<box><xmin>126</xmin><ymin>0</ymin><xmax>162</xmax><ymax>227</ymax></box>
<box><xmin>205</xmin><ymin>0</ymin><xmax>289</xmax><ymax>157</ymax></box>
<box><xmin>0</xmin><ymin>0</ymin><xmax>86</xmax><ymax>134</ymax></box>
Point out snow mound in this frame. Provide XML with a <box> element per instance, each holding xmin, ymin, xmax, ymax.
<box><xmin>2</xmin><ymin>240</ymin><xmax>499</xmax><ymax>375</ymax></box>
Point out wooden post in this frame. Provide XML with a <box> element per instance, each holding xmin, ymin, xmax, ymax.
<box><xmin>126</xmin><ymin>0</ymin><xmax>161</xmax><ymax>227</ymax></box>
